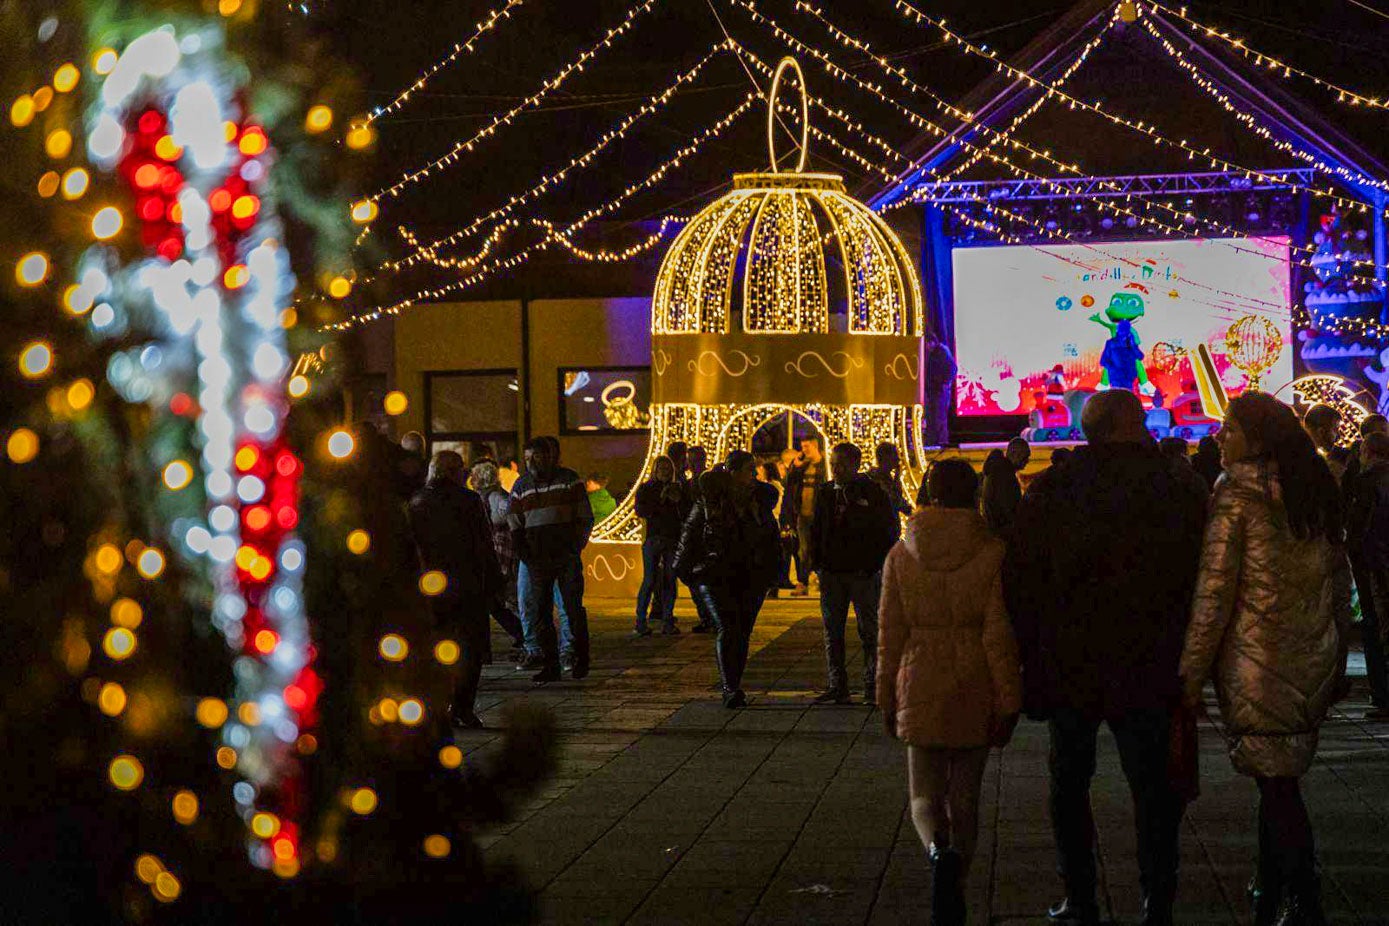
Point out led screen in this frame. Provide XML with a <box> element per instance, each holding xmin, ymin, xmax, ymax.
<box><xmin>951</xmin><ymin>237</ymin><xmax>1293</xmax><ymax>418</ymax></box>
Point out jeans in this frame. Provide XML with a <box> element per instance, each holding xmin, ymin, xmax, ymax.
<box><xmin>518</xmin><ymin>559</ymin><xmax>573</xmax><ymax>657</ymax></box>
<box><xmin>636</xmin><ymin>535</ymin><xmax>679</xmax><ymax>631</ymax></box>
<box><xmin>818</xmin><ymin>570</ymin><xmax>881</xmax><ymax>693</ymax></box>
<box><xmin>521</xmin><ymin>556</ymin><xmax>589</xmax><ymax>672</ymax></box>
<box><xmin>692</xmin><ymin>581</ymin><xmax>762</xmax><ymax>694</ymax></box>
<box><xmin>1047</xmin><ymin>707</ymin><xmax>1182</xmax><ymax>911</ymax></box>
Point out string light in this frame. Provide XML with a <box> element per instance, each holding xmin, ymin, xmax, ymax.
<box><xmin>324</xmin><ymin>92</ymin><xmax>760</xmax><ymax>331</ymax></box>
<box><xmin>367</xmin><ymin>0</ymin><xmax>664</xmax><ymax>203</ymax></box>
<box><xmin>1139</xmin><ymin>13</ymin><xmax>1389</xmax><ymax>195</ymax></box>
<box><xmin>384</xmin><ymin>41</ymin><xmax>729</xmax><ymax>274</ymax></box>
<box><xmin>367</xmin><ymin>0</ymin><xmax>527</xmax><ymax>125</ymax></box>
<box><xmin>1150</xmin><ymin>1</ymin><xmax>1389</xmax><ymax>111</ymax></box>
<box><xmin>882</xmin><ymin>0</ymin><xmax>1381</xmax><ymax>216</ymax></box>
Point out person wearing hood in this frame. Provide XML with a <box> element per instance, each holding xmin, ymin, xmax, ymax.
<box><xmin>1006</xmin><ymin>391</ymin><xmax>1207</xmax><ymax>926</ymax></box>
<box><xmin>1180</xmin><ymin>393</ymin><xmax>1351</xmax><ymax>925</ymax></box>
<box><xmin>878</xmin><ymin>458</ymin><xmax>1020</xmax><ymax>926</ymax></box>
<box><xmin>808</xmin><ymin>442</ymin><xmax>900</xmax><ymax>705</ymax></box>
<box><xmin>980</xmin><ymin>449</ymin><xmax>1021</xmax><ymax>536</ymax></box>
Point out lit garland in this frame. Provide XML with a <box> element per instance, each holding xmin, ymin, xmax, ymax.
<box><xmin>1149</xmin><ymin>1</ymin><xmax>1389</xmax><ymax>112</ymax></box>
<box><xmin>400</xmin><ymin>215</ymin><xmax>686</xmax><ymax>270</ymax></box>
<box><xmin>85</xmin><ymin>24</ymin><xmax>315</xmax><ymax>875</ymax></box>
<box><xmin>324</xmin><ymin>91</ymin><xmax>760</xmax><ymax>331</ymax></box>
<box><xmin>381</xmin><ymin>39</ymin><xmax>730</xmax><ymax>274</ymax></box>
<box><xmin>365</xmin><ymin>0</ymin><xmax>527</xmax><ymax>125</ymax></box>
<box><xmin>366</xmin><ymin>0</ymin><xmax>663</xmax><ymax>204</ymax></box>
<box><xmin>1139</xmin><ymin>13</ymin><xmax>1389</xmax><ymax>195</ymax></box>
<box><xmin>885</xmin><ymin>0</ymin><xmax>1381</xmax><ymax>217</ymax></box>
<box><xmin>727</xmin><ymin>24</ymin><xmax>1379</xmax><ymax>289</ymax></box>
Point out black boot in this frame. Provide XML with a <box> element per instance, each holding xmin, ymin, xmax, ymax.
<box><xmin>1276</xmin><ymin>867</ymin><xmax>1326</xmax><ymax>926</ymax></box>
<box><xmin>928</xmin><ymin>844</ymin><xmax>965</xmax><ymax>926</ymax></box>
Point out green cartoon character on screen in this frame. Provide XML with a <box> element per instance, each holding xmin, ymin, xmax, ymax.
<box><xmin>1090</xmin><ymin>290</ymin><xmax>1155</xmax><ymax>395</ymax></box>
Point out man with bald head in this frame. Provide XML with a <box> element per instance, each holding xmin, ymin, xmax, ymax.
<box><xmin>1006</xmin><ymin>390</ymin><xmax>1207</xmax><ymax>926</ymax></box>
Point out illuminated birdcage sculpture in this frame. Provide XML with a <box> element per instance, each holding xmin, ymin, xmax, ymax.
<box><xmin>592</xmin><ymin>58</ymin><xmax>926</xmax><ymax>547</ymax></box>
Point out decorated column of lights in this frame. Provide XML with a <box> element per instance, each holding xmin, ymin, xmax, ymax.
<box><xmin>379</xmin><ymin>39</ymin><xmax>733</xmax><ymax>276</ymax></box>
<box><xmin>726</xmin><ymin>28</ymin><xmax>1375</xmax><ymax>293</ymax></box>
<box><xmin>363</xmin><ymin>0</ymin><xmax>663</xmax><ymax>205</ymax></box>
<box><xmin>324</xmin><ymin>91</ymin><xmax>761</xmax><ymax>331</ymax></box>
<box><xmin>364</xmin><ymin>0</ymin><xmax>527</xmax><ymax>125</ymax></box>
<box><xmin>593</xmin><ymin>58</ymin><xmax>928</xmax><ymax>544</ymax></box>
<box><xmin>1139</xmin><ymin>11</ymin><xmax>1389</xmax><ymax>196</ymax></box>
<box><xmin>87</xmin><ymin>25</ymin><xmax>315</xmax><ymax>874</ymax></box>
<box><xmin>883</xmin><ymin>0</ymin><xmax>1383</xmax><ymax>217</ymax></box>
<box><xmin>1148</xmin><ymin>1</ymin><xmax>1389</xmax><ymax>111</ymax></box>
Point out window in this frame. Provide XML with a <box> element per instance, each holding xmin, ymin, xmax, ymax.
<box><xmin>424</xmin><ymin>370</ymin><xmax>519</xmax><ymax>466</ymax></box>
<box><xmin>558</xmin><ymin>366</ymin><xmax>651</xmax><ymax>435</ymax></box>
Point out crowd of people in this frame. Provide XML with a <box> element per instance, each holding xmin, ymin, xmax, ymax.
<box><xmin>385</xmin><ymin>388</ymin><xmax>1387</xmax><ymax>926</ymax></box>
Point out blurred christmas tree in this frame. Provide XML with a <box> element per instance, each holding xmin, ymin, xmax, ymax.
<box><xmin>1</xmin><ymin>2</ymin><xmax>553</xmax><ymax>921</ymax></box>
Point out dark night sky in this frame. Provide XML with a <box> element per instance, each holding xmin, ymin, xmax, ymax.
<box><xmin>313</xmin><ymin>0</ymin><xmax>1389</xmax><ymax>300</ymax></box>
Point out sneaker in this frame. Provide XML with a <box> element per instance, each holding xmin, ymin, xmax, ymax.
<box><xmin>661</xmin><ymin>624</ymin><xmax>682</xmax><ymax>636</ymax></box>
<box><xmin>811</xmin><ymin>688</ymin><xmax>851</xmax><ymax>705</ymax></box>
<box><xmin>516</xmin><ymin>652</ymin><xmax>545</xmax><ymax>671</ymax></box>
<box><xmin>532</xmin><ymin>667</ymin><xmax>562</xmax><ymax>685</ymax></box>
<box><xmin>633</xmin><ymin>625</ymin><xmax>653</xmax><ymax>638</ymax></box>
<box><xmin>790</xmin><ymin>585</ymin><xmax>809</xmax><ymax>598</ymax></box>
<box><xmin>560</xmin><ymin>652</ymin><xmax>574</xmax><ymax>672</ymax></box>
<box><xmin>449</xmin><ymin>709</ymin><xmax>484</xmax><ymax>730</ymax></box>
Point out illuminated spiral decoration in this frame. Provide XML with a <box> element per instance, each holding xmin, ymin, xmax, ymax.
<box><xmin>1224</xmin><ymin>315</ymin><xmax>1283</xmax><ymax>391</ymax></box>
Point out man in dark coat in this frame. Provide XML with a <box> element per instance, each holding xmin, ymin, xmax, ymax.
<box><xmin>406</xmin><ymin>450</ymin><xmax>503</xmax><ymax>730</ymax></box>
<box><xmin>1005</xmin><ymin>390</ymin><xmax>1207</xmax><ymax>926</ymax></box>
<box><xmin>1345</xmin><ymin>430</ymin><xmax>1389</xmax><ymax>718</ymax></box>
<box><xmin>809</xmin><ymin>442</ymin><xmax>901</xmax><ymax>705</ymax></box>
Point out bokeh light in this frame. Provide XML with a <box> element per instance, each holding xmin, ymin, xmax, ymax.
<box><xmin>97</xmin><ymin>682</ymin><xmax>127</xmax><ymax>716</ymax></box>
<box><xmin>383</xmin><ymin>390</ymin><xmax>409</xmax><ymax>416</ymax></box>
<box><xmin>378</xmin><ymin>633</ymin><xmax>408</xmax><ymax>661</ymax></box>
<box><xmin>136</xmin><ymin>548</ymin><xmax>166</xmax><ymax>579</ymax></box>
<box><xmin>305</xmin><ymin>104</ymin><xmax>333</xmax><ymax>133</ymax></box>
<box><xmin>326</xmin><ymin>429</ymin><xmax>355</xmax><ymax>459</ymax></box>
<box><xmin>423</xmin><ymin>834</ymin><xmax>451</xmax><ymax>858</ymax></box>
<box><xmin>103</xmin><ymin>627</ymin><xmax>137</xmax><ymax>660</ymax></box>
<box><xmin>162</xmin><ymin>460</ymin><xmax>193</xmax><ymax>490</ymax></box>
<box><xmin>419</xmin><ymin>570</ymin><xmax>447</xmax><ymax>596</ymax></box>
<box><xmin>438</xmin><ymin>745</ymin><xmax>463</xmax><ymax>769</ymax></box>
<box><xmin>61</xmin><ymin>167</ymin><xmax>89</xmax><ymax>200</ymax></box>
<box><xmin>16</xmin><ymin>252</ymin><xmax>50</xmax><ymax>286</ymax></box>
<box><xmin>6</xmin><ymin>428</ymin><xmax>39</xmax><ymax>464</ymax></box>
<box><xmin>346</xmin><ymin>529</ymin><xmax>371</xmax><ymax>555</ymax></box>
<box><xmin>108</xmin><ymin>754</ymin><xmax>144</xmax><ymax>790</ymax></box>
<box><xmin>434</xmin><ymin>639</ymin><xmax>460</xmax><ymax>665</ymax></box>
<box><xmin>349</xmin><ymin>787</ymin><xmax>377</xmax><ymax>815</ymax></box>
<box><xmin>92</xmin><ymin>206</ymin><xmax>123</xmax><ymax>240</ymax></box>
<box><xmin>172</xmin><ymin>790</ymin><xmax>199</xmax><ymax>825</ymax></box>
<box><xmin>111</xmin><ymin>597</ymin><xmax>143</xmax><ymax>628</ymax></box>
<box><xmin>196</xmin><ymin>697</ymin><xmax>228</xmax><ymax>728</ymax></box>
<box><xmin>19</xmin><ymin>342</ymin><xmax>52</xmax><ymax>378</ymax></box>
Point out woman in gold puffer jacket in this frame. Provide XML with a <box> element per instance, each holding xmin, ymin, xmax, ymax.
<box><xmin>1179</xmin><ymin>393</ymin><xmax>1351</xmax><ymax>926</ymax></box>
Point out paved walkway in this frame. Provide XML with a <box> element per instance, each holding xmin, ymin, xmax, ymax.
<box><xmin>457</xmin><ymin>598</ymin><xmax>1389</xmax><ymax>925</ymax></box>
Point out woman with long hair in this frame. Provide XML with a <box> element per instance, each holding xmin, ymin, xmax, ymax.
<box><xmin>878</xmin><ymin>459</ymin><xmax>1021</xmax><ymax>926</ymax></box>
<box><xmin>1180</xmin><ymin>393</ymin><xmax>1351</xmax><ymax>925</ymax></box>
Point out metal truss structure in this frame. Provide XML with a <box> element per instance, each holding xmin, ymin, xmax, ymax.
<box><xmin>909</xmin><ymin>169</ymin><xmax>1314</xmax><ymax>205</ymax></box>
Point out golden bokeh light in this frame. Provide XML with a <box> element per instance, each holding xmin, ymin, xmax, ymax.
<box><xmin>94</xmin><ymin>542</ymin><xmax>123</xmax><ymax>575</ymax></box>
<box><xmin>92</xmin><ymin>206</ymin><xmax>124</xmax><ymax>240</ymax></box>
<box><xmin>398</xmin><ymin>698</ymin><xmax>425</xmax><ymax>726</ymax></box>
<box><xmin>378</xmin><ymin>633</ymin><xmax>408</xmax><ymax>662</ymax></box>
<box><xmin>172</xmin><ymin>790</ymin><xmax>199</xmax><ymax>825</ymax></box>
<box><xmin>19</xmin><ymin>341</ymin><xmax>53</xmax><ymax>378</ymax></box>
<box><xmin>382</xmin><ymin>390</ymin><xmax>409</xmax><ymax>416</ymax></box>
<box><xmin>67</xmin><ymin>378</ymin><xmax>94</xmax><ymax>411</ymax></box>
<box><xmin>93</xmin><ymin>48</ymin><xmax>118</xmax><ymax>75</ymax></box>
<box><xmin>419</xmin><ymin>570</ymin><xmax>447</xmax><ymax>597</ymax></box>
<box><xmin>423</xmin><ymin>834</ymin><xmax>451</xmax><ymax>858</ymax></box>
<box><xmin>135</xmin><ymin>854</ymin><xmax>163</xmax><ymax>884</ymax></box>
<box><xmin>287</xmin><ymin>374</ymin><xmax>310</xmax><ymax>398</ymax></box>
<box><xmin>350</xmin><ymin>200</ymin><xmax>378</xmax><ymax>224</ymax></box>
<box><xmin>326</xmin><ymin>429</ymin><xmax>355</xmax><ymax>460</ymax></box>
<box><xmin>10</xmin><ymin>94</ymin><xmax>35</xmax><ymax>127</ymax></box>
<box><xmin>45</xmin><ymin>129</ymin><xmax>73</xmax><ymax>159</ymax></box>
<box><xmin>103</xmin><ymin>627</ymin><xmax>137</xmax><ymax>660</ymax></box>
<box><xmin>7</xmin><ymin>428</ymin><xmax>39</xmax><ymax>464</ymax></box>
<box><xmin>349</xmin><ymin>787</ymin><xmax>378</xmax><ymax>815</ymax></box>
<box><xmin>152</xmin><ymin>871</ymin><xmax>181</xmax><ymax>903</ymax></box>
<box><xmin>438</xmin><ymin>745</ymin><xmax>463</xmax><ymax>769</ymax></box>
<box><xmin>53</xmin><ymin>63</ymin><xmax>80</xmax><ymax>93</ymax></box>
<box><xmin>251</xmin><ymin>812</ymin><xmax>280</xmax><ymax>838</ymax></box>
<box><xmin>346</xmin><ymin>529</ymin><xmax>371</xmax><ymax>555</ymax></box>
<box><xmin>216</xmin><ymin>746</ymin><xmax>238</xmax><ymax>769</ymax></box>
<box><xmin>162</xmin><ymin>460</ymin><xmax>193</xmax><ymax>490</ymax></box>
<box><xmin>108</xmin><ymin>754</ymin><xmax>144</xmax><ymax>790</ymax></box>
<box><xmin>305</xmin><ymin>104</ymin><xmax>334</xmax><ymax>134</ymax></box>
<box><xmin>98</xmin><ymin>682</ymin><xmax>127</xmax><ymax>716</ymax></box>
<box><xmin>327</xmin><ymin>275</ymin><xmax>351</xmax><ymax>299</ymax></box>
<box><xmin>16</xmin><ymin>252</ymin><xmax>50</xmax><ymax>286</ymax></box>
<box><xmin>61</xmin><ymin>167</ymin><xmax>90</xmax><ymax>200</ymax></box>
<box><xmin>136</xmin><ymin>548</ymin><xmax>166</xmax><ymax>579</ymax></box>
<box><xmin>434</xmin><ymin>639</ymin><xmax>460</xmax><ymax>665</ymax></box>
<box><xmin>196</xmin><ymin>697</ymin><xmax>229</xmax><ymax>729</ymax></box>
<box><xmin>111</xmin><ymin>598</ymin><xmax>144</xmax><ymax>628</ymax></box>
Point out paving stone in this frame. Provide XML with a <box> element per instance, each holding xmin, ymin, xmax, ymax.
<box><xmin>465</xmin><ymin>599</ymin><xmax>1389</xmax><ymax>925</ymax></box>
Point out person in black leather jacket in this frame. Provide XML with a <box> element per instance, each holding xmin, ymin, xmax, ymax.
<box><xmin>406</xmin><ymin>451</ymin><xmax>503</xmax><ymax>729</ymax></box>
<box><xmin>673</xmin><ymin>467</ymin><xmax>769</xmax><ymax>709</ymax></box>
<box><xmin>633</xmin><ymin>455</ymin><xmax>689</xmax><ymax>636</ymax></box>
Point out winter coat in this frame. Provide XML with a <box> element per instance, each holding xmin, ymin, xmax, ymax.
<box><xmin>406</xmin><ymin>480</ymin><xmax>503</xmax><ymax>611</ymax></box>
<box><xmin>508</xmin><ymin>466</ymin><xmax>593</xmax><ymax>568</ymax></box>
<box><xmin>877</xmin><ymin>507</ymin><xmax>1021</xmax><ymax>748</ymax></box>
<box><xmin>1180</xmin><ymin>461</ymin><xmax>1352</xmax><ymax>778</ymax></box>
<box><xmin>635</xmin><ymin>479</ymin><xmax>689</xmax><ymax>541</ymax></box>
<box><xmin>808</xmin><ymin>474</ymin><xmax>900</xmax><ymax>575</ymax></box>
<box><xmin>673</xmin><ymin>499</ymin><xmax>760</xmax><ymax>585</ymax></box>
<box><xmin>1005</xmin><ymin>442</ymin><xmax>1208</xmax><ymax>720</ymax></box>
<box><xmin>1345</xmin><ymin>460</ymin><xmax>1389</xmax><ymax>571</ymax></box>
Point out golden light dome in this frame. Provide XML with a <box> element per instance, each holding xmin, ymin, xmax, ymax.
<box><xmin>652</xmin><ymin>60</ymin><xmax>921</xmax><ymax>339</ymax></box>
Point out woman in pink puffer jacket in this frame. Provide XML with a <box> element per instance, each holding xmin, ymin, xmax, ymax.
<box><xmin>877</xmin><ymin>459</ymin><xmax>1022</xmax><ymax>926</ymax></box>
